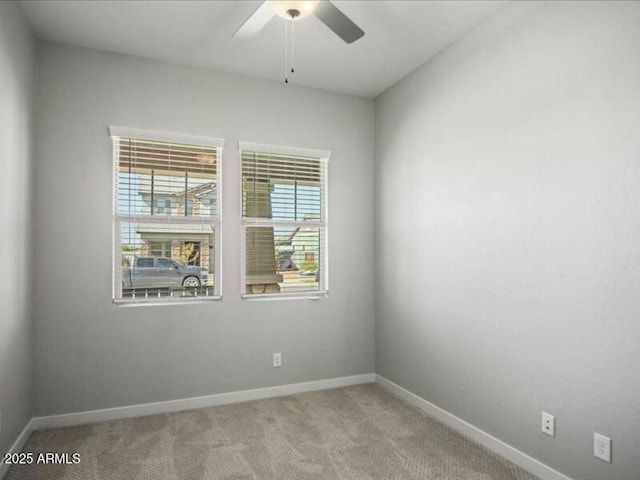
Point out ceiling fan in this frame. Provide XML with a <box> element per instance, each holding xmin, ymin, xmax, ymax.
<box><xmin>234</xmin><ymin>0</ymin><xmax>365</xmax><ymax>44</ymax></box>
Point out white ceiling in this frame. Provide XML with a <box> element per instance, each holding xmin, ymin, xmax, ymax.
<box><xmin>20</xmin><ymin>0</ymin><xmax>508</xmax><ymax>98</ymax></box>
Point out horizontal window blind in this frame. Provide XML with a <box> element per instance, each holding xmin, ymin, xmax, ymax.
<box><xmin>241</xmin><ymin>148</ymin><xmax>328</xmax><ymax>297</ymax></box>
<box><xmin>117</xmin><ymin>138</ymin><xmax>218</xmax><ymax>218</ymax></box>
<box><xmin>242</xmin><ymin>152</ymin><xmax>324</xmax><ymax>221</ymax></box>
<box><xmin>112</xmin><ymin>132</ymin><xmax>222</xmax><ymax>303</ymax></box>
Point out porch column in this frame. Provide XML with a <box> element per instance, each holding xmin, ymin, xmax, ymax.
<box><xmin>244</xmin><ymin>181</ymin><xmax>282</xmax><ymax>293</ymax></box>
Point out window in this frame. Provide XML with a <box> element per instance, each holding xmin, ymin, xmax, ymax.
<box><xmin>203</xmin><ymin>198</ymin><xmax>216</xmax><ymax>216</ymax></box>
<box><xmin>185</xmin><ymin>199</ymin><xmax>194</xmax><ymax>216</ymax></box>
<box><xmin>149</xmin><ymin>241</ymin><xmax>170</xmax><ymax>257</ymax></box>
<box><xmin>240</xmin><ymin>142</ymin><xmax>329</xmax><ymax>298</ymax></box>
<box><xmin>157</xmin><ymin>258</ymin><xmax>172</xmax><ymax>268</ymax></box>
<box><xmin>137</xmin><ymin>258</ymin><xmax>154</xmax><ymax>268</ymax></box>
<box><xmin>153</xmin><ymin>198</ymin><xmax>171</xmax><ymax>214</ymax></box>
<box><xmin>180</xmin><ymin>241</ymin><xmax>201</xmax><ymax>266</ymax></box>
<box><xmin>111</xmin><ymin>127</ymin><xmax>224</xmax><ymax>303</ymax></box>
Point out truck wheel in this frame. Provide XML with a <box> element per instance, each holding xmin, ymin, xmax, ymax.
<box><xmin>182</xmin><ymin>276</ymin><xmax>200</xmax><ymax>288</ymax></box>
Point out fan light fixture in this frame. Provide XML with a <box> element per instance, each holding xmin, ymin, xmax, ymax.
<box><xmin>269</xmin><ymin>1</ymin><xmax>320</xmax><ymax>20</ymax></box>
<box><xmin>234</xmin><ymin>0</ymin><xmax>364</xmax><ymax>84</ymax></box>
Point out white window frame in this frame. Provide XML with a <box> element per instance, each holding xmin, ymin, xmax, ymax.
<box><xmin>110</xmin><ymin>126</ymin><xmax>225</xmax><ymax>305</ymax></box>
<box><xmin>239</xmin><ymin>141</ymin><xmax>330</xmax><ymax>300</ymax></box>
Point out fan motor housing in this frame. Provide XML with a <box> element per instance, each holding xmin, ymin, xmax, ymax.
<box><xmin>286</xmin><ymin>8</ymin><xmax>301</xmax><ymax>19</ymax></box>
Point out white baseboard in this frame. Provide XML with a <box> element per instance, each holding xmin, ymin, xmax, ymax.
<box><xmin>32</xmin><ymin>373</ymin><xmax>376</xmax><ymax>430</ymax></box>
<box><xmin>375</xmin><ymin>375</ymin><xmax>573</xmax><ymax>480</ymax></box>
<box><xmin>0</xmin><ymin>419</ymin><xmax>35</xmax><ymax>480</ymax></box>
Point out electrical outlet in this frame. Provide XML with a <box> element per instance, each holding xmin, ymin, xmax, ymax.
<box><xmin>594</xmin><ymin>432</ymin><xmax>611</xmax><ymax>463</ymax></box>
<box><xmin>541</xmin><ymin>412</ymin><xmax>555</xmax><ymax>437</ymax></box>
<box><xmin>273</xmin><ymin>352</ymin><xmax>282</xmax><ymax>367</ymax></box>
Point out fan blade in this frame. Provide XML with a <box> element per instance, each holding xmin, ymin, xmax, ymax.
<box><xmin>314</xmin><ymin>1</ymin><xmax>364</xmax><ymax>44</ymax></box>
<box><xmin>233</xmin><ymin>1</ymin><xmax>275</xmax><ymax>39</ymax></box>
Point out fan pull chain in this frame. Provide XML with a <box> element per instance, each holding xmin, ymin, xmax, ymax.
<box><xmin>284</xmin><ymin>20</ymin><xmax>289</xmax><ymax>84</ymax></box>
<box><xmin>291</xmin><ymin>21</ymin><xmax>295</xmax><ymax>74</ymax></box>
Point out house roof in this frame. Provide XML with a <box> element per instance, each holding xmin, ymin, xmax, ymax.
<box><xmin>137</xmin><ymin>180</ymin><xmax>216</xmax><ymax>197</ymax></box>
<box><xmin>137</xmin><ymin>223</ymin><xmax>214</xmax><ymax>235</ymax></box>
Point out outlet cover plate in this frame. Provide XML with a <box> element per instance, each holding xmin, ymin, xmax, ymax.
<box><xmin>273</xmin><ymin>352</ymin><xmax>282</xmax><ymax>367</ymax></box>
<box><xmin>594</xmin><ymin>432</ymin><xmax>611</xmax><ymax>463</ymax></box>
<box><xmin>541</xmin><ymin>412</ymin><xmax>555</xmax><ymax>437</ymax></box>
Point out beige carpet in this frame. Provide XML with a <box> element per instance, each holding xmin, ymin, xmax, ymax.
<box><xmin>6</xmin><ymin>384</ymin><xmax>538</xmax><ymax>480</ymax></box>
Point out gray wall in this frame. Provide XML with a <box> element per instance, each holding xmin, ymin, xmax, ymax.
<box><xmin>0</xmin><ymin>1</ymin><xmax>36</xmax><ymax>456</ymax></box>
<box><xmin>33</xmin><ymin>44</ymin><xmax>375</xmax><ymax>416</ymax></box>
<box><xmin>375</xmin><ymin>2</ymin><xmax>640</xmax><ymax>479</ymax></box>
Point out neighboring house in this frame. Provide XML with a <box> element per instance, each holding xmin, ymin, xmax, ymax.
<box><xmin>135</xmin><ymin>177</ymin><xmax>217</xmax><ymax>270</ymax></box>
<box><xmin>275</xmin><ymin>226</ymin><xmax>320</xmax><ymax>271</ymax></box>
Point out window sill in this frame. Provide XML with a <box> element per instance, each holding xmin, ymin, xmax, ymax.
<box><xmin>241</xmin><ymin>291</ymin><xmax>328</xmax><ymax>301</ymax></box>
<box><xmin>113</xmin><ymin>296</ymin><xmax>222</xmax><ymax>307</ymax></box>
